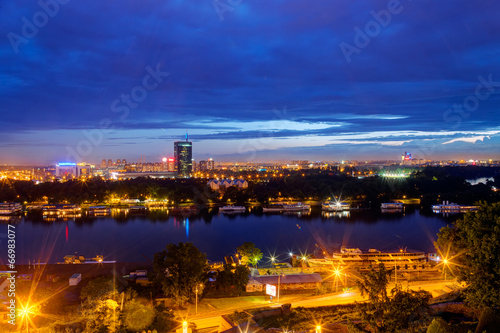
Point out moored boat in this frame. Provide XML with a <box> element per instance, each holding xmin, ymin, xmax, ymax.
<box><xmin>309</xmin><ymin>247</ymin><xmax>427</xmax><ymax>268</ymax></box>
<box><xmin>42</xmin><ymin>204</ymin><xmax>81</xmax><ymax>218</ymax></box>
<box><xmin>89</xmin><ymin>206</ymin><xmax>111</xmax><ymax>216</ymax></box>
<box><xmin>61</xmin><ymin>253</ymin><xmax>116</xmax><ymax>264</ymax></box>
<box><xmin>381</xmin><ymin>202</ymin><xmax>404</xmax><ymax>213</ymax></box>
<box><xmin>129</xmin><ymin>206</ymin><xmax>148</xmax><ymax>214</ymax></box>
<box><xmin>431</xmin><ymin>201</ymin><xmax>478</xmax><ymax>213</ymax></box>
<box><xmin>322</xmin><ymin>201</ymin><xmax>349</xmax><ymax>211</ymax></box>
<box><xmin>0</xmin><ymin>202</ymin><xmax>22</xmax><ymax>215</ymax></box>
<box><xmin>283</xmin><ymin>202</ymin><xmax>310</xmax><ymax>211</ymax></box>
<box><xmin>262</xmin><ymin>203</ymin><xmax>285</xmax><ymax>212</ymax></box>
<box><xmin>219</xmin><ymin>205</ymin><xmax>246</xmax><ymax>212</ymax></box>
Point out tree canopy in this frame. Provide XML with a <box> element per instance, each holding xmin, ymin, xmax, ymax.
<box><xmin>236</xmin><ymin>242</ymin><xmax>263</xmax><ymax>267</ymax></box>
<box><xmin>354</xmin><ymin>263</ymin><xmax>432</xmax><ymax>332</ymax></box>
<box><xmin>152</xmin><ymin>242</ymin><xmax>209</xmax><ymax>306</ymax></box>
<box><xmin>436</xmin><ymin>201</ymin><xmax>500</xmax><ymax>311</ymax></box>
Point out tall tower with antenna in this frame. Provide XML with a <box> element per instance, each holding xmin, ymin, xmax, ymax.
<box><xmin>174</xmin><ymin>133</ymin><xmax>193</xmax><ymax>176</ymax></box>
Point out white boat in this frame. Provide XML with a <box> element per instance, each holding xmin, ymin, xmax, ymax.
<box><xmin>381</xmin><ymin>202</ymin><xmax>404</xmax><ymax>213</ymax></box>
<box><xmin>219</xmin><ymin>205</ymin><xmax>246</xmax><ymax>212</ymax></box>
<box><xmin>283</xmin><ymin>202</ymin><xmax>310</xmax><ymax>211</ymax></box>
<box><xmin>431</xmin><ymin>201</ymin><xmax>478</xmax><ymax>213</ymax></box>
<box><xmin>42</xmin><ymin>204</ymin><xmax>81</xmax><ymax>218</ymax></box>
<box><xmin>62</xmin><ymin>253</ymin><xmax>116</xmax><ymax>264</ymax></box>
<box><xmin>262</xmin><ymin>203</ymin><xmax>285</xmax><ymax>212</ymax></box>
<box><xmin>330</xmin><ymin>247</ymin><xmax>427</xmax><ymax>266</ymax></box>
<box><xmin>308</xmin><ymin>247</ymin><xmax>427</xmax><ymax>268</ymax></box>
<box><xmin>89</xmin><ymin>206</ymin><xmax>111</xmax><ymax>216</ymax></box>
<box><xmin>322</xmin><ymin>201</ymin><xmax>349</xmax><ymax>211</ymax></box>
<box><xmin>0</xmin><ymin>203</ymin><xmax>22</xmax><ymax>215</ymax></box>
<box><xmin>129</xmin><ymin>206</ymin><xmax>148</xmax><ymax>214</ymax></box>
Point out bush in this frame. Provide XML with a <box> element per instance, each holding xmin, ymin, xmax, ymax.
<box><xmin>427</xmin><ymin>317</ymin><xmax>450</xmax><ymax>333</ymax></box>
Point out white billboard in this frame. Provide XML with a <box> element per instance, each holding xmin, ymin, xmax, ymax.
<box><xmin>265</xmin><ymin>284</ymin><xmax>276</xmax><ymax>297</ymax></box>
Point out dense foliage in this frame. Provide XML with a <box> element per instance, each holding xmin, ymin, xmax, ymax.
<box><xmin>1</xmin><ymin>166</ymin><xmax>498</xmax><ymax>206</ymax></box>
<box><xmin>152</xmin><ymin>242</ymin><xmax>209</xmax><ymax>306</ymax></box>
<box><xmin>437</xmin><ymin>202</ymin><xmax>500</xmax><ymax>311</ymax></box>
<box><xmin>353</xmin><ymin>263</ymin><xmax>432</xmax><ymax>332</ymax></box>
<box><xmin>236</xmin><ymin>241</ymin><xmax>263</xmax><ymax>266</ymax></box>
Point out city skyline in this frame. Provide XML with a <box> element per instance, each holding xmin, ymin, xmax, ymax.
<box><xmin>1</xmin><ymin>1</ymin><xmax>500</xmax><ymax>165</ymax></box>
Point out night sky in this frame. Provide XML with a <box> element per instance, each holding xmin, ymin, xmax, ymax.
<box><xmin>1</xmin><ymin>0</ymin><xmax>500</xmax><ymax>165</ymax></box>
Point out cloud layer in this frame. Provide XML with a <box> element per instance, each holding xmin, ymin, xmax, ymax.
<box><xmin>1</xmin><ymin>0</ymin><xmax>499</xmax><ymax>164</ymax></box>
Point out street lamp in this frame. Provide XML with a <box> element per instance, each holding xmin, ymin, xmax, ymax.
<box><xmin>315</xmin><ymin>325</ymin><xmax>322</xmax><ymax>333</ymax></box>
<box><xmin>277</xmin><ymin>273</ymin><xmax>285</xmax><ymax>302</ymax></box>
<box><xmin>195</xmin><ymin>284</ymin><xmax>203</xmax><ymax>315</ymax></box>
<box><xmin>18</xmin><ymin>302</ymin><xmax>37</xmax><ymax>333</ymax></box>
<box><xmin>443</xmin><ymin>258</ymin><xmax>449</xmax><ymax>280</ymax></box>
<box><xmin>334</xmin><ymin>268</ymin><xmax>341</xmax><ymax>292</ymax></box>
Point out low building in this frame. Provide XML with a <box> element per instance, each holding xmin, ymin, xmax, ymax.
<box><xmin>69</xmin><ymin>273</ymin><xmax>81</xmax><ymax>286</ymax></box>
<box><xmin>207</xmin><ymin>179</ymin><xmax>248</xmax><ymax>191</ymax></box>
<box><xmin>246</xmin><ymin>273</ymin><xmax>322</xmax><ymax>292</ymax></box>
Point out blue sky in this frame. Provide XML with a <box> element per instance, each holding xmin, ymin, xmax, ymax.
<box><xmin>1</xmin><ymin>0</ymin><xmax>500</xmax><ymax>165</ymax></box>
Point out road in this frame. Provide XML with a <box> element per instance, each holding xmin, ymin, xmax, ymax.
<box><xmin>187</xmin><ymin>279</ymin><xmax>460</xmax><ymax>331</ymax></box>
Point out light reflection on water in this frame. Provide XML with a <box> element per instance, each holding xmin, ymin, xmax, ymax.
<box><xmin>12</xmin><ymin>207</ymin><xmax>455</xmax><ymax>264</ymax></box>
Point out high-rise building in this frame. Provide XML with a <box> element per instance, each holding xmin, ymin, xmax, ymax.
<box><xmin>174</xmin><ymin>134</ymin><xmax>193</xmax><ymax>176</ymax></box>
<box><xmin>167</xmin><ymin>158</ymin><xmax>175</xmax><ymax>172</ymax></box>
<box><xmin>101</xmin><ymin>159</ymin><xmax>107</xmax><ymax>168</ymax></box>
<box><xmin>107</xmin><ymin>159</ymin><xmax>113</xmax><ymax>167</ymax></box>
<box><xmin>199</xmin><ymin>158</ymin><xmax>215</xmax><ymax>171</ymax></box>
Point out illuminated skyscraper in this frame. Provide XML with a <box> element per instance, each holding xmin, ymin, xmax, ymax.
<box><xmin>174</xmin><ymin>134</ymin><xmax>192</xmax><ymax>176</ymax></box>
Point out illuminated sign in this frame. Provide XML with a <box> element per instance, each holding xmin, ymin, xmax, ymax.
<box><xmin>57</xmin><ymin>163</ymin><xmax>76</xmax><ymax>166</ymax></box>
<box><xmin>265</xmin><ymin>284</ymin><xmax>276</xmax><ymax>297</ymax></box>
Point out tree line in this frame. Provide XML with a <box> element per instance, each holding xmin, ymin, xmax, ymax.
<box><xmin>0</xmin><ymin>167</ymin><xmax>498</xmax><ymax>206</ymax></box>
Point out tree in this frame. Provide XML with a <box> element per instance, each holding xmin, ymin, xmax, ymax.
<box><xmin>236</xmin><ymin>242</ymin><xmax>263</xmax><ymax>267</ymax></box>
<box><xmin>153</xmin><ymin>242</ymin><xmax>208</xmax><ymax>306</ymax></box>
<box><xmin>354</xmin><ymin>263</ymin><xmax>431</xmax><ymax>332</ymax></box>
<box><xmin>436</xmin><ymin>202</ymin><xmax>500</xmax><ymax>330</ymax></box>
<box><xmin>214</xmin><ymin>264</ymin><xmax>250</xmax><ymax>295</ymax></box>
<box><xmin>80</xmin><ymin>277</ymin><xmax>125</xmax><ymax>333</ymax></box>
<box><xmin>122</xmin><ymin>299</ymin><xmax>155</xmax><ymax>332</ymax></box>
<box><xmin>436</xmin><ymin>202</ymin><xmax>500</xmax><ymax>309</ymax></box>
<box><xmin>426</xmin><ymin>317</ymin><xmax>450</xmax><ymax>333</ymax></box>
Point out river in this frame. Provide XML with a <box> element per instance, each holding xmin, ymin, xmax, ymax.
<box><xmin>6</xmin><ymin>206</ymin><xmax>457</xmax><ymax>265</ymax></box>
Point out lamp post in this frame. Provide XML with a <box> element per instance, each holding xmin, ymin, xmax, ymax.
<box><xmin>443</xmin><ymin>258</ymin><xmax>449</xmax><ymax>280</ymax></box>
<box><xmin>277</xmin><ymin>273</ymin><xmax>285</xmax><ymax>302</ymax></box>
<box><xmin>195</xmin><ymin>284</ymin><xmax>203</xmax><ymax>315</ymax></box>
<box><xmin>334</xmin><ymin>269</ymin><xmax>340</xmax><ymax>292</ymax></box>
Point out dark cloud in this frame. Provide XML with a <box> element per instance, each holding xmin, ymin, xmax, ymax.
<box><xmin>1</xmin><ymin>0</ymin><xmax>499</xmax><ymax>164</ymax></box>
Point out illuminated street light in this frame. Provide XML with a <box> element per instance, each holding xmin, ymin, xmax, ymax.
<box><xmin>18</xmin><ymin>302</ymin><xmax>38</xmax><ymax>333</ymax></box>
<box><xmin>315</xmin><ymin>325</ymin><xmax>322</xmax><ymax>333</ymax></box>
<box><xmin>334</xmin><ymin>268</ymin><xmax>341</xmax><ymax>292</ymax></box>
<box><xmin>277</xmin><ymin>273</ymin><xmax>286</xmax><ymax>302</ymax></box>
<box><xmin>443</xmin><ymin>258</ymin><xmax>449</xmax><ymax>280</ymax></box>
<box><xmin>195</xmin><ymin>283</ymin><xmax>203</xmax><ymax>315</ymax></box>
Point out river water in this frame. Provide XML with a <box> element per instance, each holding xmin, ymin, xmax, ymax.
<box><xmin>6</xmin><ymin>207</ymin><xmax>457</xmax><ymax>265</ymax></box>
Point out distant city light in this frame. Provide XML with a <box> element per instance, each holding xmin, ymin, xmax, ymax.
<box><xmin>57</xmin><ymin>162</ymin><xmax>76</xmax><ymax>166</ymax></box>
